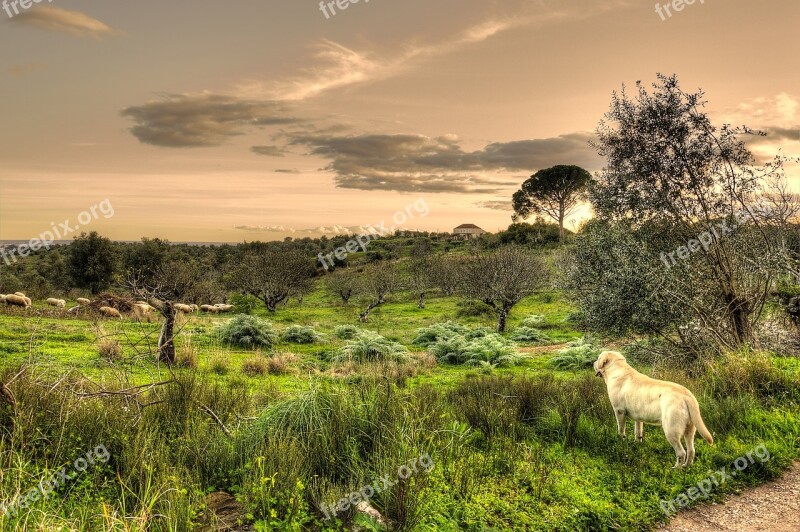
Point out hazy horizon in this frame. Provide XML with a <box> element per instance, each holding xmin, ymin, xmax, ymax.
<box><xmin>1</xmin><ymin>0</ymin><xmax>798</xmax><ymax>242</ymax></box>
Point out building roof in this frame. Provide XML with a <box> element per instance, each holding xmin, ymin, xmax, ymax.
<box><xmin>454</xmin><ymin>224</ymin><xmax>484</xmax><ymax>230</ymax></box>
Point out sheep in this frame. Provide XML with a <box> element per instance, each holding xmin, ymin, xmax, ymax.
<box><xmin>67</xmin><ymin>306</ymin><xmax>81</xmax><ymax>314</ymax></box>
<box><xmin>215</xmin><ymin>304</ymin><xmax>234</xmax><ymax>312</ymax></box>
<box><xmin>0</xmin><ymin>294</ymin><xmax>6</xmax><ymax>303</ymax></box>
<box><xmin>14</xmin><ymin>292</ymin><xmax>26</xmax><ymax>297</ymax></box>
<box><xmin>5</xmin><ymin>294</ymin><xmax>30</xmax><ymax>308</ymax></box>
<box><xmin>191</xmin><ymin>304</ymin><xmax>199</xmax><ymax>312</ymax></box>
<box><xmin>174</xmin><ymin>303</ymin><xmax>195</xmax><ymax>313</ymax></box>
<box><xmin>99</xmin><ymin>306</ymin><xmax>122</xmax><ymax>319</ymax></box>
<box><xmin>46</xmin><ymin>298</ymin><xmax>66</xmax><ymax>309</ymax></box>
<box><xmin>76</xmin><ymin>298</ymin><xmax>91</xmax><ymax>306</ymax></box>
<box><xmin>200</xmin><ymin>304</ymin><xmax>220</xmax><ymax>313</ymax></box>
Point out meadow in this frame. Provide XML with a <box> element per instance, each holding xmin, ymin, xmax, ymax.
<box><xmin>1</xmin><ymin>283</ymin><xmax>799</xmax><ymax>531</ymax></box>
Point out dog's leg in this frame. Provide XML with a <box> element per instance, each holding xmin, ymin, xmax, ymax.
<box><xmin>665</xmin><ymin>430</ymin><xmax>687</xmax><ymax>468</ymax></box>
<box><xmin>684</xmin><ymin>424</ymin><xmax>696</xmax><ymax>466</ymax></box>
<box><xmin>615</xmin><ymin>410</ymin><xmax>627</xmax><ymax>439</ymax></box>
<box><xmin>635</xmin><ymin>421</ymin><xmax>644</xmax><ymax>442</ymax></box>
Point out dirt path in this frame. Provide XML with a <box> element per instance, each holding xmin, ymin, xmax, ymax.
<box><xmin>659</xmin><ymin>463</ymin><xmax>800</xmax><ymax>532</ymax></box>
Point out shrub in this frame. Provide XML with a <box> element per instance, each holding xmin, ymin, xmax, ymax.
<box><xmin>217</xmin><ymin>314</ymin><xmax>278</xmax><ymax>349</ymax></box>
<box><xmin>281</xmin><ymin>325</ymin><xmax>322</xmax><ymax>344</ymax></box>
<box><xmin>334</xmin><ymin>325</ymin><xmax>360</xmax><ymax>340</ymax></box>
<box><xmin>455</xmin><ymin>300</ymin><xmax>495</xmax><ymax>318</ymax></box>
<box><xmin>430</xmin><ymin>333</ymin><xmax>522</xmax><ymax>367</ymax></box>
<box><xmin>242</xmin><ymin>356</ymin><xmax>268</xmax><ymax>376</ymax></box>
<box><xmin>334</xmin><ymin>331</ymin><xmax>410</xmax><ymax>363</ymax></box>
<box><xmin>510</xmin><ymin>326</ymin><xmax>551</xmax><ymax>344</ymax></box>
<box><xmin>411</xmin><ymin>321</ymin><xmax>469</xmax><ymax>346</ymax></box>
<box><xmin>229</xmin><ymin>293</ymin><xmax>260</xmax><ymax>315</ymax></box>
<box><xmin>520</xmin><ymin>315</ymin><xmax>545</xmax><ymax>328</ymax></box>
<box><xmin>548</xmin><ymin>336</ymin><xmax>601</xmax><ymax>371</ymax></box>
<box><xmin>462</xmin><ymin>334</ymin><xmax>522</xmax><ymax>367</ymax></box>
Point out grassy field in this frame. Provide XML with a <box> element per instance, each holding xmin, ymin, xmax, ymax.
<box><xmin>1</xmin><ymin>284</ymin><xmax>799</xmax><ymax>531</ymax></box>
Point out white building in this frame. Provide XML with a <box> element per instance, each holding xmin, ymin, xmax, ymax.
<box><xmin>452</xmin><ymin>224</ymin><xmax>487</xmax><ymax>240</ymax></box>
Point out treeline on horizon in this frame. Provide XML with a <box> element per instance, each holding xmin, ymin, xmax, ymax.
<box><xmin>0</xmin><ymin>221</ymin><xmax>565</xmax><ymax>300</ymax></box>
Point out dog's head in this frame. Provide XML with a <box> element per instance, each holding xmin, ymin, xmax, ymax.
<box><xmin>593</xmin><ymin>351</ymin><xmax>625</xmax><ymax>378</ymax></box>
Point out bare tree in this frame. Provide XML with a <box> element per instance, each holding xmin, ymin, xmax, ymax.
<box><xmin>230</xmin><ymin>249</ymin><xmax>316</xmax><ymax>312</ymax></box>
<box><xmin>458</xmin><ymin>246</ymin><xmax>550</xmax><ymax>332</ymax></box>
<box><xmin>357</xmin><ymin>262</ymin><xmax>401</xmax><ymax>322</ymax></box>
<box><xmin>325</xmin><ymin>268</ymin><xmax>359</xmax><ymax>304</ymax></box>
<box><xmin>128</xmin><ymin>261</ymin><xmax>202</xmax><ymax>364</ymax></box>
<box><xmin>430</xmin><ymin>255</ymin><xmax>465</xmax><ymax>296</ymax></box>
<box><xmin>407</xmin><ymin>256</ymin><xmax>435</xmax><ymax>309</ymax></box>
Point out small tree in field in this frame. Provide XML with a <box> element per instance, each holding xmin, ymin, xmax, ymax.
<box><xmin>69</xmin><ymin>232</ymin><xmax>117</xmax><ymax>294</ymax></box>
<box><xmin>458</xmin><ymin>246</ymin><xmax>550</xmax><ymax>332</ymax></box>
<box><xmin>513</xmin><ymin>165</ymin><xmax>592</xmax><ymax>241</ymax></box>
<box><xmin>129</xmin><ymin>261</ymin><xmax>202</xmax><ymax>364</ymax></box>
<box><xmin>326</xmin><ymin>268</ymin><xmax>358</xmax><ymax>304</ymax></box>
<box><xmin>357</xmin><ymin>262</ymin><xmax>401</xmax><ymax>322</ymax></box>
<box><xmin>230</xmin><ymin>249</ymin><xmax>315</xmax><ymax>312</ymax></box>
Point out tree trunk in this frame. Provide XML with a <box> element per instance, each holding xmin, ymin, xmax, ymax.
<box><xmin>360</xmin><ymin>297</ymin><xmax>384</xmax><ymax>322</ymax></box>
<box><xmin>496</xmin><ymin>305</ymin><xmax>510</xmax><ymax>333</ymax></box>
<box><xmin>558</xmin><ymin>209</ymin><xmax>565</xmax><ymax>242</ymax></box>
<box><xmin>417</xmin><ymin>292</ymin><xmax>426</xmax><ymax>309</ymax></box>
<box><xmin>158</xmin><ymin>302</ymin><xmax>176</xmax><ymax>364</ymax></box>
<box><xmin>725</xmin><ymin>292</ymin><xmax>753</xmax><ymax>346</ymax></box>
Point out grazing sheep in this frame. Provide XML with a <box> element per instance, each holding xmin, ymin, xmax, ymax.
<box><xmin>191</xmin><ymin>304</ymin><xmax>199</xmax><ymax>312</ymax></box>
<box><xmin>200</xmin><ymin>304</ymin><xmax>220</xmax><ymax>313</ymax></box>
<box><xmin>174</xmin><ymin>303</ymin><xmax>195</xmax><ymax>313</ymax></box>
<box><xmin>215</xmin><ymin>304</ymin><xmax>234</xmax><ymax>312</ymax></box>
<box><xmin>0</xmin><ymin>294</ymin><xmax>6</xmax><ymax>303</ymax></box>
<box><xmin>5</xmin><ymin>294</ymin><xmax>30</xmax><ymax>308</ymax></box>
<box><xmin>76</xmin><ymin>298</ymin><xmax>91</xmax><ymax>306</ymax></box>
<box><xmin>99</xmin><ymin>306</ymin><xmax>123</xmax><ymax>319</ymax></box>
<box><xmin>67</xmin><ymin>306</ymin><xmax>81</xmax><ymax>314</ymax></box>
<box><xmin>46</xmin><ymin>298</ymin><xmax>67</xmax><ymax>308</ymax></box>
<box><xmin>14</xmin><ymin>292</ymin><xmax>26</xmax><ymax>297</ymax></box>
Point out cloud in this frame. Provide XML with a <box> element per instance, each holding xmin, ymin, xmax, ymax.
<box><xmin>290</xmin><ymin>131</ymin><xmax>600</xmax><ymax>193</ymax></box>
<box><xmin>121</xmin><ymin>93</ymin><xmax>300</xmax><ymax>147</ymax></box>
<box><xmin>10</xmin><ymin>6</ymin><xmax>118</xmax><ymax>39</ymax></box>
<box><xmin>8</xmin><ymin>62</ymin><xmax>46</xmax><ymax>76</ymax></box>
<box><xmin>274</xmin><ymin>168</ymin><xmax>300</xmax><ymax>174</ymax></box>
<box><xmin>235</xmin><ymin>1</ymin><xmax>635</xmax><ymax>102</ymax></box>
<box><xmin>476</xmin><ymin>200</ymin><xmax>513</xmax><ymax>212</ymax></box>
<box><xmin>251</xmin><ymin>145</ymin><xmax>287</xmax><ymax>157</ymax></box>
<box><xmin>234</xmin><ymin>223</ymin><xmax>392</xmax><ymax>236</ymax></box>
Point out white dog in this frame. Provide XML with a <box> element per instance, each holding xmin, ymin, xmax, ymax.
<box><xmin>593</xmin><ymin>351</ymin><xmax>713</xmax><ymax>468</ymax></box>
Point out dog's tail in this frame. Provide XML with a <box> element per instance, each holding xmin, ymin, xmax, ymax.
<box><xmin>686</xmin><ymin>396</ymin><xmax>713</xmax><ymax>445</ymax></box>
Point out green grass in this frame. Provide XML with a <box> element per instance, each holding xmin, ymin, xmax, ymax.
<box><xmin>1</xmin><ymin>286</ymin><xmax>799</xmax><ymax>530</ymax></box>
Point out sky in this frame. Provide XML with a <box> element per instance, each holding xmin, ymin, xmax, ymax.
<box><xmin>0</xmin><ymin>0</ymin><xmax>798</xmax><ymax>242</ymax></box>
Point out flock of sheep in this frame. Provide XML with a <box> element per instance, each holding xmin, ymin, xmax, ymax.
<box><xmin>0</xmin><ymin>292</ymin><xmax>234</xmax><ymax>320</ymax></box>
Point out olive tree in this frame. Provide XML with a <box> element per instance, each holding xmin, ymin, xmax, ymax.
<box><xmin>458</xmin><ymin>246</ymin><xmax>550</xmax><ymax>332</ymax></box>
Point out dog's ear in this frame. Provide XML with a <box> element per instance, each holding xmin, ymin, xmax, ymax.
<box><xmin>594</xmin><ymin>352</ymin><xmax>609</xmax><ymax>370</ymax></box>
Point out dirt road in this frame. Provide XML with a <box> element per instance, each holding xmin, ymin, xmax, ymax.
<box><xmin>660</xmin><ymin>463</ymin><xmax>800</xmax><ymax>532</ymax></box>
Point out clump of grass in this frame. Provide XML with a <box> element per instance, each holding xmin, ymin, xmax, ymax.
<box><xmin>281</xmin><ymin>325</ymin><xmax>322</xmax><ymax>344</ymax></box>
<box><xmin>334</xmin><ymin>331</ymin><xmax>410</xmax><ymax>363</ymax></box>
<box><xmin>217</xmin><ymin>314</ymin><xmax>278</xmax><ymax>349</ymax></box>
<box><xmin>548</xmin><ymin>336</ymin><xmax>601</xmax><ymax>371</ymax></box>
<box><xmin>411</xmin><ymin>321</ymin><xmax>470</xmax><ymax>346</ymax></box>
<box><xmin>209</xmin><ymin>356</ymin><xmax>230</xmax><ymax>375</ymax></box>
<box><xmin>704</xmin><ymin>352</ymin><xmax>800</xmax><ymax>403</ymax></box>
<box><xmin>97</xmin><ymin>338</ymin><xmax>123</xmax><ymax>361</ymax></box>
<box><xmin>267</xmin><ymin>353</ymin><xmax>300</xmax><ymax>375</ymax></box>
<box><xmin>510</xmin><ymin>326</ymin><xmax>551</xmax><ymax>344</ymax></box>
<box><xmin>242</xmin><ymin>356</ymin><xmax>268</xmax><ymax>376</ymax></box>
<box><xmin>334</xmin><ymin>324</ymin><xmax>361</xmax><ymax>340</ymax></box>
<box><xmin>429</xmin><ymin>333</ymin><xmax>522</xmax><ymax>367</ymax></box>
